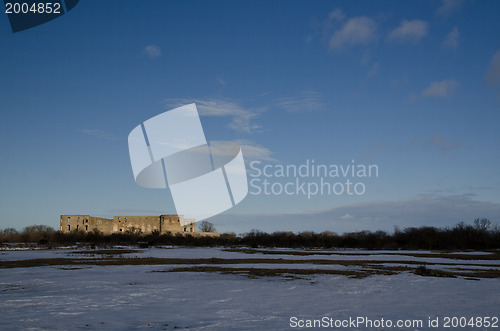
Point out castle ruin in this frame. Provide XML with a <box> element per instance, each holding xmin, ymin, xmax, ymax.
<box><xmin>60</xmin><ymin>214</ymin><xmax>200</xmax><ymax>235</ymax></box>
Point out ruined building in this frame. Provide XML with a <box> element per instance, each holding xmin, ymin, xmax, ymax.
<box><xmin>60</xmin><ymin>215</ymin><xmax>197</xmax><ymax>235</ymax></box>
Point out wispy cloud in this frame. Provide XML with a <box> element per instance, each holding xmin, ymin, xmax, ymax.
<box><xmin>202</xmin><ymin>139</ymin><xmax>275</xmax><ymax>163</ymax></box>
<box><xmin>426</xmin><ymin>134</ymin><xmax>461</xmax><ymax>153</ymax></box>
<box><xmin>436</xmin><ymin>0</ymin><xmax>465</xmax><ymax>16</ymax></box>
<box><xmin>340</xmin><ymin>213</ymin><xmax>353</xmax><ymax>220</ymax></box>
<box><xmin>485</xmin><ymin>50</ymin><xmax>500</xmax><ymax>86</ymax></box>
<box><xmin>327</xmin><ymin>8</ymin><xmax>345</xmax><ymax>23</ymax></box>
<box><xmin>388</xmin><ymin>20</ymin><xmax>429</xmax><ymax>43</ymax></box>
<box><xmin>216</xmin><ymin>194</ymin><xmax>500</xmax><ymax>234</ymax></box>
<box><xmin>358</xmin><ymin>141</ymin><xmax>385</xmax><ymax>160</ymax></box>
<box><xmin>321</xmin><ymin>8</ymin><xmax>346</xmax><ymax>37</ymax></box>
<box><xmin>325</xmin><ymin>193</ymin><xmax>500</xmax><ymax>230</ymax></box>
<box><xmin>81</xmin><ymin>129</ymin><xmax>117</xmax><ymax>140</ymax></box>
<box><xmin>421</xmin><ymin>80</ymin><xmax>459</xmax><ymax>97</ymax></box>
<box><xmin>396</xmin><ymin>137</ymin><xmax>418</xmax><ymax>154</ymax></box>
<box><xmin>216</xmin><ymin>76</ymin><xmax>227</xmax><ymax>87</ymax></box>
<box><xmin>235</xmin><ymin>139</ymin><xmax>276</xmax><ymax>162</ymax></box>
<box><xmin>442</xmin><ymin>27</ymin><xmax>459</xmax><ymax>49</ymax></box>
<box><xmin>143</xmin><ymin>45</ymin><xmax>162</xmax><ymax>58</ymax></box>
<box><xmin>395</xmin><ymin>136</ymin><xmax>460</xmax><ymax>154</ymax></box>
<box><xmin>163</xmin><ymin>98</ymin><xmax>261</xmax><ymax>133</ymax></box>
<box><xmin>329</xmin><ymin>16</ymin><xmax>377</xmax><ymax>50</ymax></box>
<box><xmin>366</xmin><ymin>62</ymin><xmax>379</xmax><ymax>78</ymax></box>
<box><xmin>275</xmin><ymin>91</ymin><xmax>324</xmax><ymax>112</ymax></box>
<box><xmin>360</xmin><ymin>50</ymin><xmax>371</xmax><ymax>65</ymax></box>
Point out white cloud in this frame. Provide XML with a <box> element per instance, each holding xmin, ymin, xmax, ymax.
<box><xmin>328</xmin><ymin>8</ymin><xmax>345</xmax><ymax>22</ymax></box>
<box><xmin>426</xmin><ymin>135</ymin><xmax>461</xmax><ymax>153</ymax></box>
<box><xmin>216</xmin><ymin>77</ymin><xmax>227</xmax><ymax>86</ymax></box>
<box><xmin>442</xmin><ymin>27</ymin><xmax>459</xmax><ymax>49</ymax></box>
<box><xmin>216</xmin><ymin>194</ymin><xmax>500</xmax><ymax>234</ymax></box>
<box><xmin>81</xmin><ymin>129</ymin><xmax>117</xmax><ymax>140</ymax></box>
<box><xmin>360</xmin><ymin>50</ymin><xmax>371</xmax><ymax>65</ymax></box>
<box><xmin>325</xmin><ymin>194</ymin><xmax>500</xmax><ymax>230</ymax></box>
<box><xmin>421</xmin><ymin>80</ymin><xmax>458</xmax><ymax>97</ymax></box>
<box><xmin>235</xmin><ymin>139</ymin><xmax>276</xmax><ymax>162</ymax></box>
<box><xmin>163</xmin><ymin>98</ymin><xmax>261</xmax><ymax>133</ymax></box>
<box><xmin>396</xmin><ymin>137</ymin><xmax>418</xmax><ymax>154</ymax></box>
<box><xmin>436</xmin><ymin>0</ymin><xmax>465</xmax><ymax>16</ymax></box>
<box><xmin>340</xmin><ymin>213</ymin><xmax>353</xmax><ymax>220</ymax></box>
<box><xmin>143</xmin><ymin>45</ymin><xmax>162</xmax><ymax>58</ymax></box>
<box><xmin>485</xmin><ymin>50</ymin><xmax>500</xmax><ymax>86</ymax></box>
<box><xmin>329</xmin><ymin>16</ymin><xmax>377</xmax><ymax>50</ymax></box>
<box><xmin>199</xmin><ymin>139</ymin><xmax>274</xmax><ymax>163</ymax></box>
<box><xmin>388</xmin><ymin>20</ymin><xmax>429</xmax><ymax>43</ymax></box>
<box><xmin>275</xmin><ymin>91</ymin><xmax>324</xmax><ymax>112</ymax></box>
<box><xmin>322</xmin><ymin>8</ymin><xmax>345</xmax><ymax>36</ymax></box>
<box><xmin>366</xmin><ymin>62</ymin><xmax>379</xmax><ymax>78</ymax></box>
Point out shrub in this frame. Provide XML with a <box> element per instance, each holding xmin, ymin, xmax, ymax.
<box><xmin>0</xmin><ymin>219</ymin><xmax>498</xmax><ymax>249</ymax></box>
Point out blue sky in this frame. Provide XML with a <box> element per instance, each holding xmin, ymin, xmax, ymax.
<box><xmin>1</xmin><ymin>0</ymin><xmax>500</xmax><ymax>234</ymax></box>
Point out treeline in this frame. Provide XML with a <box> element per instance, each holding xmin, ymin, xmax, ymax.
<box><xmin>0</xmin><ymin>219</ymin><xmax>499</xmax><ymax>250</ymax></box>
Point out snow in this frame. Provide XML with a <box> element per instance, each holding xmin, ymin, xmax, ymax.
<box><xmin>0</xmin><ymin>247</ymin><xmax>498</xmax><ymax>330</ymax></box>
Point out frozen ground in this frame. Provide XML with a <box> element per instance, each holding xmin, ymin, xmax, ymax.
<box><xmin>0</xmin><ymin>247</ymin><xmax>498</xmax><ymax>330</ymax></box>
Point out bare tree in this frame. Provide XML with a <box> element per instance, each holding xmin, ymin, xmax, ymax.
<box><xmin>198</xmin><ymin>221</ymin><xmax>216</xmax><ymax>232</ymax></box>
<box><xmin>474</xmin><ymin>218</ymin><xmax>491</xmax><ymax>231</ymax></box>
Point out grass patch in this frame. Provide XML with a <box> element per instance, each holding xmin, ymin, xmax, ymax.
<box><xmin>224</xmin><ymin>248</ymin><xmax>500</xmax><ymax>261</ymax></box>
<box><xmin>414</xmin><ymin>266</ymin><xmax>457</xmax><ymax>278</ymax></box>
<box><xmin>154</xmin><ymin>266</ymin><xmax>397</xmax><ymax>279</ymax></box>
<box><xmin>453</xmin><ymin>268</ymin><xmax>500</xmax><ymax>279</ymax></box>
<box><xmin>70</xmin><ymin>249</ymin><xmax>140</xmax><ymax>255</ymax></box>
<box><xmin>0</xmin><ymin>254</ymin><xmax>498</xmax><ymax>280</ymax></box>
<box><xmin>1</xmin><ymin>256</ymin><xmax>498</xmax><ymax>269</ymax></box>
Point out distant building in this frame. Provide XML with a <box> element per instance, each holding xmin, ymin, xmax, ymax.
<box><xmin>60</xmin><ymin>214</ymin><xmax>198</xmax><ymax>235</ymax></box>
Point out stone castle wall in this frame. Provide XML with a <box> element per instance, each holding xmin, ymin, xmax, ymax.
<box><xmin>60</xmin><ymin>214</ymin><xmax>200</xmax><ymax>235</ymax></box>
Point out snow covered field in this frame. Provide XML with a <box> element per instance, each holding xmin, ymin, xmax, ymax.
<box><xmin>0</xmin><ymin>247</ymin><xmax>498</xmax><ymax>330</ymax></box>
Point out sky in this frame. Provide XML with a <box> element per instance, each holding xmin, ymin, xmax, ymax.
<box><xmin>1</xmin><ymin>0</ymin><xmax>500</xmax><ymax>234</ymax></box>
